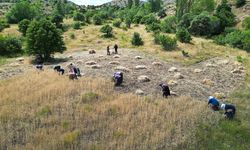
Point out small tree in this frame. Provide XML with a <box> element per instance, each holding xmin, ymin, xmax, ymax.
<box><xmin>189</xmin><ymin>12</ymin><xmax>212</xmax><ymax>36</ymax></box>
<box><xmin>161</xmin><ymin>16</ymin><xmax>177</xmax><ymax>33</ymax></box>
<box><xmin>0</xmin><ymin>18</ymin><xmax>10</xmax><ymax>32</ymax></box>
<box><xmin>0</xmin><ymin>35</ymin><xmax>22</xmax><ymax>56</ymax></box>
<box><xmin>93</xmin><ymin>15</ymin><xmax>102</xmax><ymax>25</ymax></box>
<box><xmin>73</xmin><ymin>22</ymin><xmax>81</xmax><ymax>30</ymax></box>
<box><xmin>125</xmin><ymin>18</ymin><xmax>132</xmax><ymax>28</ymax></box>
<box><xmin>176</xmin><ymin>28</ymin><xmax>192</xmax><ymax>43</ymax></box>
<box><xmin>18</xmin><ymin>19</ymin><xmax>30</xmax><ymax>36</ymax></box>
<box><xmin>26</xmin><ymin>19</ymin><xmax>66</xmax><ymax>60</ymax></box>
<box><xmin>100</xmin><ymin>25</ymin><xmax>113</xmax><ymax>38</ymax></box>
<box><xmin>51</xmin><ymin>12</ymin><xmax>64</xmax><ymax>29</ymax></box>
<box><xmin>73</xmin><ymin>11</ymin><xmax>85</xmax><ymax>22</ymax></box>
<box><xmin>160</xmin><ymin>35</ymin><xmax>177</xmax><ymax>50</ymax></box>
<box><xmin>242</xmin><ymin>16</ymin><xmax>250</xmax><ymax>30</ymax></box>
<box><xmin>131</xmin><ymin>32</ymin><xmax>144</xmax><ymax>46</ymax></box>
<box><xmin>113</xmin><ymin>19</ymin><xmax>122</xmax><ymax>28</ymax></box>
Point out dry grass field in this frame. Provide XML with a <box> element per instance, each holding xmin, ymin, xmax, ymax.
<box><xmin>0</xmin><ymin>71</ymin><xmax>219</xmax><ymax>149</ymax></box>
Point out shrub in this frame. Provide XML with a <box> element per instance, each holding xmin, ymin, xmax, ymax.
<box><xmin>113</xmin><ymin>19</ymin><xmax>122</xmax><ymax>28</ymax></box>
<box><xmin>215</xmin><ymin>0</ymin><xmax>236</xmax><ymax>28</ymax></box>
<box><xmin>131</xmin><ymin>32</ymin><xmax>144</xmax><ymax>46</ymax></box>
<box><xmin>176</xmin><ymin>28</ymin><xmax>192</xmax><ymax>43</ymax></box>
<box><xmin>213</xmin><ymin>35</ymin><xmax>226</xmax><ymax>45</ymax></box>
<box><xmin>73</xmin><ymin>11</ymin><xmax>85</xmax><ymax>21</ymax></box>
<box><xmin>141</xmin><ymin>13</ymin><xmax>158</xmax><ymax>25</ymax></box>
<box><xmin>100</xmin><ymin>24</ymin><xmax>113</xmax><ymax>38</ymax></box>
<box><xmin>0</xmin><ymin>18</ymin><xmax>10</xmax><ymax>32</ymax></box>
<box><xmin>70</xmin><ymin>33</ymin><xmax>75</xmax><ymax>39</ymax></box>
<box><xmin>6</xmin><ymin>0</ymin><xmax>37</xmax><ymax>23</ymax></box>
<box><xmin>93</xmin><ymin>14</ymin><xmax>102</xmax><ymax>25</ymax></box>
<box><xmin>161</xmin><ymin>16</ymin><xmax>177</xmax><ymax>33</ymax></box>
<box><xmin>242</xmin><ymin>16</ymin><xmax>250</xmax><ymax>30</ymax></box>
<box><xmin>51</xmin><ymin>13</ymin><xmax>64</xmax><ymax>29</ymax></box>
<box><xmin>63</xmin><ymin>131</ymin><xmax>80</xmax><ymax>145</ymax></box>
<box><xmin>133</xmin><ymin>15</ymin><xmax>143</xmax><ymax>24</ymax></box>
<box><xmin>146</xmin><ymin>22</ymin><xmax>161</xmax><ymax>33</ymax></box>
<box><xmin>153</xmin><ymin>33</ymin><xmax>162</xmax><ymax>44</ymax></box>
<box><xmin>73</xmin><ymin>21</ymin><xmax>81</xmax><ymax>30</ymax></box>
<box><xmin>18</xmin><ymin>19</ymin><xmax>30</xmax><ymax>36</ymax></box>
<box><xmin>158</xmin><ymin>9</ymin><xmax>167</xmax><ymax>19</ymax></box>
<box><xmin>225</xmin><ymin>30</ymin><xmax>243</xmax><ymax>49</ymax></box>
<box><xmin>236</xmin><ymin>0</ymin><xmax>246</xmax><ymax>8</ymax></box>
<box><xmin>160</xmin><ymin>35</ymin><xmax>177</xmax><ymax>51</ymax></box>
<box><xmin>125</xmin><ymin>18</ymin><xmax>132</xmax><ymax>28</ymax></box>
<box><xmin>37</xmin><ymin>106</ymin><xmax>52</xmax><ymax>117</ymax></box>
<box><xmin>0</xmin><ymin>35</ymin><xmax>22</xmax><ymax>56</ymax></box>
<box><xmin>189</xmin><ymin>12</ymin><xmax>212</xmax><ymax>36</ymax></box>
<box><xmin>177</xmin><ymin>13</ymin><xmax>196</xmax><ymax>29</ymax></box>
<box><xmin>210</xmin><ymin>16</ymin><xmax>223</xmax><ymax>35</ymax></box>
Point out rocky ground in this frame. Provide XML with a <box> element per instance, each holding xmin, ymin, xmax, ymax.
<box><xmin>0</xmin><ymin>49</ymin><xmax>246</xmax><ymax>100</ymax></box>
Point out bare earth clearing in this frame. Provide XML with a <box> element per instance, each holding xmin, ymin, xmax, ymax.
<box><xmin>0</xmin><ymin>49</ymin><xmax>245</xmax><ymax>100</ymax></box>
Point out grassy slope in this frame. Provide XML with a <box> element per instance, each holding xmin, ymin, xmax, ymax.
<box><xmin>0</xmin><ymin>71</ymin><xmax>216</xmax><ymax>149</ymax></box>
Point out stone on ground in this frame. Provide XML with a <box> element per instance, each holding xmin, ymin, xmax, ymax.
<box><xmin>85</xmin><ymin>61</ymin><xmax>97</xmax><ymax>65</ymax></box>
<box><xmin>113</xmin><ymin>55</ymin><xmax>120</xmax><ymax>58</ymax></box>
<box><xmin>135</xmin><ymin>65</ymin><xmax>147</xmax><ymax>70</ymax></box>
<box><xmin>91</xmin><ymin>65</ymin><xmax>101</xmax><ymax>69</ymax></box>
<box><xmin>152</xmin><ymin>62</ymin><xmax>163</xmax><ymax>66</ymax></box>
<box><xmin>217</xmin><ymin>59</ymin><xmax>229</xmax><ymax>65</ymax></box>
<box><xmin>137</xmin><ymin>75</ymin><xmax>150</xmax><ymax>82</ymax></box>
<box><xmin>168</xmin><ymin>67</ymin><xmax>178</xmax><ymax>72</ymax></box>
<box><xmin>202</xmin><ymin>79</ymin><xmax>214</xmax><ymax>86</ymax></box>
<box><xmin>109</xmin><ymin>61</ymin><xmax>120</xmax><ymax>65</ymax></box>
<box><xmin>135</xmin><ymin>89</ymin><xmax>144</xmax><ymax>95</ymax></box>
<box><xmin>168</xmin><ymin>80</ymin><xmax>178</xmax><ymax>86</ymax></box>
<box><xmin>135</xmin><ymin>56</ymin><xmax>142</xmax><ymax>59</ymax></box>
<box><xmin>89</xmin><ymin>50</ymin><xmax>96</xmax><ymax>54</ymax></box>
<box><xmin>194</xmin><ymin>69</ymin><xmax>202</xmax><ymax>73</ymax></box>
<box><xmin>205</xmin><ymin>63</ymin><xmax>217</xmax><ymax>67</ymax></box>
<box><xmin>174</xmin><ymin>73</ymin><xmax>184</xmax><ymax>79</ymax></box>
<box><xmin>170</xmin><ymin>91</ymin><xmax>177</xmax><ymax>96</ymax></box>
<box><xmin>231</xmin><ymin>68</ymin><xmax>244</xmax><ymax>74</ymax></box>
<box><xmin>115</xmin><ymin>66</ymin><xmax>130</xmax><ymax>72</ymax></box>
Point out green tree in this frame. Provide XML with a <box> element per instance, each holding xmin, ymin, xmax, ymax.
<box><xmin>176</xmin><ymin>0</ymin><xmax>194</xmax><ymax>20</ymax></box>
<box><xmin>100</xmin><ymin>25</ymin><xmax>113</xmax><ymax>38</ymax></box>
<box><xmin>147</xmin><ymin>0</ymin><xmax>163</xmax><ymax>12</ymax></box>
<box><xmin>215</xmin><ymin>0</ymin><xmax>236</xmax><ymax>29</ymax></box>
<box><xmin>242</xmin><ymin>16</ymin><xmax>250</xmax><ymax>30</ymax></box>
<box><xmin>0</xmin><ymin>35</ymin><xmax>22</xmax><ymax>56</ymax></box>
<box><xmin>73</xmin><ymin>11</ymin><xmax>85</xmax><ymax>22</ymax></box>
<box><xmin>161</xmin><ymin>16</ymin><xmax>177</xmax><ymax>33</ymax></box>
<box><xmin>93</xmin><ymin>14</ymin><xmax>102</xmax><ymax>25</ymax></box>
<box><xmin>176</xmin><ymin>28</ymin><xmax>192</xmax><ymax>43</ymax></box>
<box><xmin>18</xmin><ymin>19</ymin><xmax>30</xmax><ymax>36</ymax></box>
<box><xmin>131</xmin><ymin>32</ymin><xmax>144</xmax><ymax>46</ymax></box>
<box><xmin>160</xmin><ymin>35</ymin><xmax>177</xmax><ymax>51</ymax></box>
<box><xmin>191</xmin><ymin>0</ymin><xmax>215</xmax><ymax>14</ymax></box>
<box><xmin>26</xmin><ymin>19</ymin><xmax>66</xmax><ymax>60</ymax></box>
<box><xmin>0</xmin><ymin>18</ymin><xmax>10</xmax><ymax>32</ymax></box>
<box><xmin>73</xmin><ymin>21</ymin><xmax>81</xmax><ymax>30</ymax></box>
<box><xmin>128</xmin><ymin>0</ymin><xmax>133</xmax><ymax>8</ymax></box>
<box><xmin>125</xmin><ymin>17</ymin><xmax>132</xmax><ymax>28</ymax></box>
<box><xmin>51</xmin><ymin>12</ymin><xmax>63</xmax><ymax>29</ymax></box>
<box><xmin>6</xmin><ymin>0</ymin><xmax>37</xmax><ymax>23</ymax></box>
<box><xmin>134</xmin><ymin>0</ymin><xmax>140</xmax><ymax>6</ymax></box>
<box><xmin>189</xmin><ymin>12</ymin><xmax>212</xmax><ymax>36</ymax></box>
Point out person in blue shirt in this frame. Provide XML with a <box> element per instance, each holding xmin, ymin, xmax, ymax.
<box><xmin>221</xmin><ymin>103</ymin><xmax>236</xmax><ymax>119</ymax></box>
<box><xmin>208</xmin><ymin>96</ymin><xmax>220</xmax><ymax>111</ymax></box>
<box><xmin>113</xmin><ymin>72</ymin><xmax>123</xmax><ymax>86</ymax></box>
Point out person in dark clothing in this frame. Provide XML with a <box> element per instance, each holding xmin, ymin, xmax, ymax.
<box><xmin>107</xmin><ymin>45</ymin><xmax>110</xmax><ymax>55</ymax></box>
<box><xmin>159</xmin><ymin>83</ymin><xmax>171</xmax><ymax>98</ymax></box>
<box><xmin>114</xmin><ymin>44</ymin><xmax>118</xmax><ymax>54</ymax></box>
<box><xmin>221</xmin><ymin>104</ymin><xmax>236</xmax><ymax>119</ymax></box>
<box><xmin>113</xmin><ymin>72</ymin><xmax>123</xmax><ymax>86</ymax></box>
<box><xmin>36</xmin><ymin>64</ymin><xmax>43</xmax><ymax>70</ymax></box>
<box><xmin>208</xmin><ymin>96</ymin><xmax>220</xmax><ymax>111</ymax></box>
<box><xmin>54</xmin><ymin>65</ymin><xmax>64</xmax><ymax>75</ymax></box>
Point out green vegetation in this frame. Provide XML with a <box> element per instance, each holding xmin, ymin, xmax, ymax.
<box><xmin>161</xmin><ymin>16</ymin><xmax>177</xmax><ymax>33</ymax></box>
<box><xmin>159</xmin><ymin>34</ymin><xmax>177</xmax><ymax>51</ymax></box>
<box><xmin>176</xmin><ymin>28</ymin><xmax>192</xmax><ymax>43</ymax></box>
<box><xmin>18</xmin><ymin>19</ymin><xmax>30</xmax><ymax>36</ymax></box>
<box><xmin>0</xmin><ymin>35</ymin><xmax>22</xmax><ymax>56</ymax></box>
<box><xmin>113</xmin><ymin>19</ymin><xmax>122</xmax><ymax>28</ymax></box>
<box><xmin>131</xmin><ymin>32</ymin><xmax>144</xmax><ymax>46</ymax></box>
<box><xmin>100</xmin><ymin>24</ymin><xmax>113</xmax><ymax>38</ymax></box>
<box><xmin>242</xmin><ymin>16</ymin><xmax>250</xmax><ymax>30</ymax></box>
<box><xmin>73</xmin><ymin>21</ymin><xmax>81</xmax><ymax>30</ymax></box>
<box><xmin>0</xmin><ymin>18</ymin><xmax>10</xmax><ymax>32</ymax></box>
<box><xmin>26</xmin><ymin>19</ymin><xmax>66</xmax><ymax>60</ymax></box>
<box><xmin>236</xmin><ymin>0</ymin><xmax>246</xmax><ymax>8</ymax></box>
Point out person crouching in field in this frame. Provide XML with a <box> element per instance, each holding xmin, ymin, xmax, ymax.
<box><xmin>221</xmin><ymin>103</ymin><xmax>236</xmax><ymax>119</ymax></box>
<box><xmin>54</xmin><ymin>65</ymin><xmax>65</xmax><ymax>75</ymax></box>
<box><xmin>159</xmin><ymin>83</ymin><xmax>171</xmax><ymax>98</ymax></box>
<box><xmin>208</xmin><ymin>96</ymin><xmax>220</xmax><ymax>111</ymax></box>
<box><xmin>68</xmin><ymin>63</ymin><xmax>78</xmax><ymax>80</ymax></box>
<box><xmin>107</xmin><ymin>45</ymin><xmax>110</xmax><ymax>55</ymax></box>
<box><xmin>113</xmin><ymin>72</ymin><xmax>123</xmax><ymax>86</ymax></box>
<box><xmin>36</xmin><ymin>64</ymin><xmax>43</xmax><ymax>71</ymax></box>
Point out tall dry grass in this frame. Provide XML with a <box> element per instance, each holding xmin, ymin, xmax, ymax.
<box><xmin>0</xmin><ymin>71</ymin><xmax>219</xmax><ymax>149</ymax></box>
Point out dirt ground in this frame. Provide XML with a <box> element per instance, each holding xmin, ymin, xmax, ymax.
<box><xmin>0</xmin><ymin>48</ymin><xmax>246</xmax><ymax>100</ymax></box>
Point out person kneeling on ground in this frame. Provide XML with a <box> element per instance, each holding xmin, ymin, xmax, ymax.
<box><xmin>54</xmin><ymin>65</ymin><xmax>65</xmax><ymax>75</ymax></box>
<box><xmin>113</xmin><ymin>72</ymin><xmax>123</xmax><ymax>86</ymax></box>
<box><xmin>221</xmin><ymin>103</ymin><xmax>236</xmax><ymax>119</ymax></box>
<box><xmin>208</xmin><ymin>96</ymin><xmax>220</xmax><ymax>111</ymax></box>
<box><xmin>159</xmin><ymin>83</ymin><xmax>171</xmax><ymax>98</ymax></box>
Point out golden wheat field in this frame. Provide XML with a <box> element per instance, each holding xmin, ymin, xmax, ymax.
<box><xmin>0</xmin><ymin>71</ymin><xmax>220</xmax><ymax>149</ymax></box>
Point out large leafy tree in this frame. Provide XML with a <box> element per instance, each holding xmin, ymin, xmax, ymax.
<box><xmin>26</xmin><ymin>19</ymin><xmax>66</xmax><ymax>60</ymax></box>
<box><xmin>147</xmin><ymin>0</ymin><xmax>163</xmax><ymax>13</ymax></box>
<box><xmin>191</xmin><ymin>0</ymin><xmax>215</xmax><ymax>14</ymax></box>
<box><xmin>176</xmin><ymin>0</ymin><xmax>194</xmax><ymax>20</ymax></box>
<box><xmin>6</xmin><ymin>0</ymin><xmax>37</xmax><ymax>23</ymax></box>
